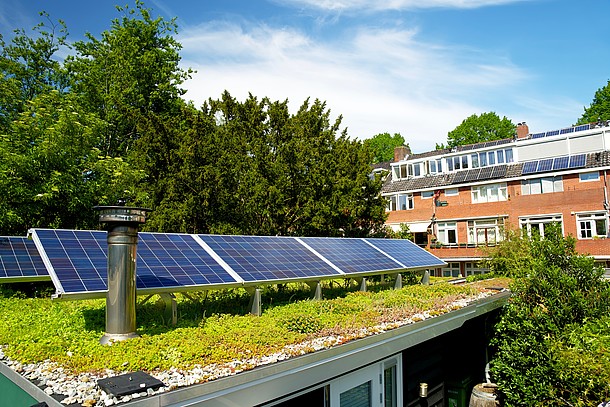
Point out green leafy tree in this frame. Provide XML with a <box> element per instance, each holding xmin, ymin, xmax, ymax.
<box><xmin>66</xmin><ymin>0</ymin><xmax>192</xmax><ymax>157</ymax></box>
<box><xmin>489</xmin><ymin>224</ymin><xmax>610</xmax><ymax>406</ymax></box>
<box><xmin>577</xmin><ymin>79</ymin><xmax>610</xmax><ymax>125</ymax></box>
<box><xmin>140</xmin><ymin>91</ymin><xmax>387</xmax><ymax>237</ymax></box>
<box><xmin>363</xmin><ymin>132</ymin><xmax>406</xmax><ymax>163</ymax></box>
<box><xmin>437</xmin><ymin>112</ymin><xmax>515</xmax><ymax>149</ymax></box>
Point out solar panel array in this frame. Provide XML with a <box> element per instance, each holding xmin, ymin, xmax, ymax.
<box><xmin>521</xmin><ymin>153</ymin><xmax>587</xmax><ymax>176</ymax></box>
<box><xmin>528</xmin><ymin>123</ymin><xmax>592</xmax><ymax>139</ymax></box>
<box><xmin>26</xmin><ymin>229</ymin><xmax>443</xmax><ymax>299</ymax></box>
<box><xmin>0</xmin><ymin>237</ymin><xmax>49</xmax><ymax>282</ymax></box>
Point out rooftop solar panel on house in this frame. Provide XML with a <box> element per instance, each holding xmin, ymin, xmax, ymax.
<box><xmin>464</xmin><ymin>169</ymin><xmax>481</xmax><ymax>182</ymax></box>
<box><xmin>198</xmin><ymin>234</ymin><xmax>341</xmax><ymax>282</ymax></box>
<box><xmin>574</xmin><ymin>124</ymin><xmax>590</xmax><ymax>132</ymax></box>
<box><xmin>545</xmin><ymin>130</ymin><xmax>560</xmax><ymax>137</ymax></box>
<box><xmin>531</xmin><ymin>132</ymin><xmax>546</xmax><ymax>139</ymax></box>
<box><xmin>452</xmin><ymin>172</ymin><xmax>467</xmax><ymax>184</ymax></box>
<box><xmin>552</xmin><ymin>156</ymin><xmax>569</xmax><ymax>170</ymax></box>
<box><xmin>479</xmin><ymin>167</ymin><xmax>493</xmax><ymax>180</ymax></box>
<box><xmin>0</xmin><ymin>237</ymin><xmax>49</xmax><ymax>282</ymax></box>
<box><xmin>560</xmin><ymin>127</ymin><xmax>574</xmax><ymax>134</ymax></box>
<box><xmin>31</xmin><ymin>229</ymin><xmax>239</xmax><ymax>299</ymax></box>
<box><xmin>568</xmin><ymin>154</ymin><xmax>586</xmax><ymax>168</ymax></box>
<box><xmin>363</xmin><ymin>238</ymin><xmax>445</xmax><ymax>269</ymax></box>
<box><xmin>490</xmin><ymin>165</ymin><xmax>507</xmax><ymax>178</ymax></box>
<box><xmin>299</xmin><ymin>237</ymin><xmax>404</xmax><ymax>275</ymax></box>
<box><xmin>521</xmin><ymin>161</ymin><xmax>538</xmax><ymax>175</ymax></box>
<box><xmin>536</xmin><ymin>158</ymin><xmax>553</xmax><ymax>172</ymax></box>
<box><xmin>496</xmin><ymin>138</ymin><xmax>512</xmax><ymax>146</ymax></box>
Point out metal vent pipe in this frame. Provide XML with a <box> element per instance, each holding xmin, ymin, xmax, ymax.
<box><xmin>94</xmin><ymin>205</ymin><xmax>150</xmax><ymax>345</ymax></box>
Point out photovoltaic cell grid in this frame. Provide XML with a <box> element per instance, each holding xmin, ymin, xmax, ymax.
<box><xmin>0</xmin><ymin>237</ymin><xmax>49</xmax><ymax>281</ymax></box>
<box><xmin>537</xmin><ymin>158</ymin><xmax>553</xmax><ymax>172</ymax></box>
<box><xmin>137</xmin><ymin>233</ymin><xmax>237</xmax><ymax>288</ymax></box>
<box><xmin>32</xmin><ymin>229</ymin><xmax>108</xmax><ymax>294</ymax></box>
<box><xmin>364</xmin><ymin>238</ymin><xmax>445</xmax><ymax>268</ymax></box>
<box><xmin>553</xmin><ymin>156</ymin><xmax>569</xmax><ymax>170</ymax></box>
<box><xmin>521</xmin><ymin>161</ymin><xmax>538</xmax><ymax>174</ymax></box>
<box><xmin>301</xmin><ymin>237</ymin><xmax>404</xmax><ymax>274</ymax></box>
<box><xmin>31</xmin><ymin>229</ymin><xmax>238</xmax><ymax>297</ymax></box>
<box><xmin>199</xmin><ymin>234</ymin><xmax>340</xmax><ymax>282</ymax></box>
<box><xmin>30</xmin><ymin>229</ymin><xmax>445</xmax><ymax>298</ymax></box>
<box><xmin>569</xmin><ymin>154</ymin><xmax>586</xmax><ymax>168</ymax></box>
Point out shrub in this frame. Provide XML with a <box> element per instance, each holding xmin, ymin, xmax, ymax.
<box><xmin>490</xmin><ymin>224</ymin><xmax>610</xmax><ymax>406</ymax></box>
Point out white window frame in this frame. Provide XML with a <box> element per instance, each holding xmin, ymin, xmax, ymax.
<box><xmin>442</xmin><ymin>262</ymin><xmax>461</xmax><ymax>277</ymax></box>
<box><xmin>386</xmin><ymin>193</ymin><xmax>414</xmax><ymax>211</ymax></box>
<box><xmin>519</xmin><ymin>214</ymin><xmax>563</xmax><ymax>237</ymax></box>
<box><xmin>445</xmin><ymin>188</ymin><xmax>459</xmax><ymax>196</ymax></box>
<box><xmin>421</xmin><ymin>191</ymin><xmax>434</xmax><ymax>199</ymax></box>
<box><xmin>471</xmin><ymin>183</ymin><xmax>508</xmax><ymax>204</ymax></box>
<box><xmin>465</xmin><ymin>262</ymin><xmax>489</xmax><ymax>276</ymax></box>
<box><xmin>521</xmin><ymin>176</ymin><xmax>563</xmax><ymax>195</ymax></box>
<box><xmin>576</xmin><ymin>212</ymin><xmax>608</xmax><ymax>239</ymax></box>
<box><xmin>467</xmin><ymin>218</ymin><xmax>504</xmax><ymax>246</ymax></box>
<box><xmin>330</xmin><ymin>356</ymin><xmax>402</xmax><ymax>407</ymax></box>
<box><xmin>437</xmin><ymin>221</ymin><xmax>458</xmax><ymax>245</ymax></box>
<box><xmin>579</xmin><ymin>171</ymin><xmax>599</xmax><ymax>182</ymax></box>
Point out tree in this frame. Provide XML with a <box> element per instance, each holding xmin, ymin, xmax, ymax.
<box><xmin>489</xmin><ymin>224</ymin><xmax>610</xmax><ymax>406</ymax></box>
<box><xmin>577</xmin><ymin>79</ymin><xmax>610</xmax><ymax>125</ymax></box>
<box><xmin>139</xmin><ymin>91</ymin><xmax>388</xmax><ymax>237</ymax></box>
<box><xmin>363</xmin><ymin>132</ymin><xmax>406</xmax><ymax>163</ymax></box>
<box><xmin>437</xmin><ymin>112</ymin><xmax>515</xmax><ymax>149</ymax></box>
<box><xmin>66</xmin><ymin>0</ymin><xmax>192</xmax><ymax>157</ymax></box>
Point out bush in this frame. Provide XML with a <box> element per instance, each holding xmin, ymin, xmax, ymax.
<box><xmin>490</xmin><ymin>224</ymin><xmax>610</xmax><ymax>406</ymax></box>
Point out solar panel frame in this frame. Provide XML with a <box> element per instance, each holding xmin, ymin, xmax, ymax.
<box><xmin>464</xmin><ymin>169</ymin><xmax>481</xmax><ymax>182</ymax></box>
<box><xmin>531</xmin><ymin>132</ymin><xmax>546</xmax><ymax>139</ymax></box>
<box><xmin>536</xmin><ymin>158</ymin><xmax>553</xmax><ymax>173</ymax></box>
<box><xmin>31</xmin><ymin>229</ymin><xmax>241</xmax><ymax>299</ymax></box>
<box><xmin>521</xmin><ymin>161</ymin><xmax>538</xmax><ymax>174</ymax></box>
<box><xmin>198</xmin><ymin>234</ymin><xmax>342</xmax><ymax>283</ymax></box>
<box><xmin>552</xmin><ymin>156</ymin><xmax>569</xmax><ymax>170</ymax></box>
<box><xmin>560</xmin><ymin>127</ymin><xmax>574</xmax><ymax>134</ymax></box>
<box><xmin>0</xmin><ymin>236</ymin><xmax>50</xmax><ymax>282</ymax></box>
<box><xmin>363</xmin><ymin>238</ymin><xmax>445</xmax><ymax>269</ymax></box>
<box><xmin>299</xmin><ymin>237</ymin><xmax>405</xmax><ymax>276</ymax></box>
<box><xmin>574</xmin><ymin>124</ymin><xmax>590</xmax><ymax>132</ymax></box>
<box><xmin>452</xmin><ymin>171</ymin><xmax>467</xmax><ymax>184</ymax></box>
<box><xmin>568</xmin><ymin>154</ymin><xmax>586</xmax><ymax>168</ymax></box>
<box><xmin>478</xmin><ymin>167</ymin><xmax>493</xmax><ymax>180</ymax></box>
<box><xmin>546</xmin><ymin>130</ymin><xmax>560</xmax><ymax>137</ymax></box>
<box><xmin>490</xmin><ymin>165</ymin><xmax>507</xmax><ymax>179</ymax></box>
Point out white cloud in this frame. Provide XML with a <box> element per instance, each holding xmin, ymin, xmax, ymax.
<box><xmin>178</xmin><ymin>21</ymin><xmax>535</xmax><ymax>152</ymax></box>
<box><xmin>272</xmin><ymin>0</ymin><xmax>532</xmax><ymax>12</ymax></box>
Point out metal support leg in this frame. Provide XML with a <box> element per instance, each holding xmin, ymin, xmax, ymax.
<box><xmin>159</xmin><ymin>293</ymin><xmax>177</xmax><ymax>326</ymax></box>
<box><xmin>359</xmin><ymin>278</ymin><xmax>367</xmax><ymax>292</ymax></box>
<box><xmin>394</xmin><ymin>273</ymin><xmax>403</xmax><ymax>290</ymax></box>
<box><xmin>307</xmin><ymin>281</ymin><xmax>322</xmax><ymax>300</ymax></box>
<box><xmin>421</xmin><ymin>270</ymin><xmax>430</xmax><ymax>286</ymax></box>
<box><xmin>247</xmin><ymin>288</ymin><xmax>262</xmax><ymax>316</ymax></box>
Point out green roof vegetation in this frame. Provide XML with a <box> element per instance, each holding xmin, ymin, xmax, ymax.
<box><xmin>0</xmin><ymin>277</ymin><xmax>509</xmax><ymax>375</ymax></box>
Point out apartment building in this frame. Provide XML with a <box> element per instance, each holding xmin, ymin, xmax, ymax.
<box><xmin>381</xmin><ymin>122</ymin><xmax>610</xmax><ymax>277</ymax></box>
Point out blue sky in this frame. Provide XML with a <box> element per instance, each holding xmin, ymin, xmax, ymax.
<box><xmin>1</xmin><ymin>0</ymin><xmax>609</xmax><ymax>152</ymax></box>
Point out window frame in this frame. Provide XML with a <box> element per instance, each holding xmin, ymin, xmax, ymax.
<box><xmin>579</xmin><ymin>171</ymin><xmax>599</xmax><ymax>182</ymax></box>
<box><xmin>576</xmin><ymin>212</ymin><xmax>608</xmax><ymax>239</ymax></box>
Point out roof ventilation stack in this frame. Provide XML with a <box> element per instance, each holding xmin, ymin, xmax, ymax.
<box><xmin>94</xmin><ymin>203</ymin><xmax>150</xmax><ymax>345</ymax></box>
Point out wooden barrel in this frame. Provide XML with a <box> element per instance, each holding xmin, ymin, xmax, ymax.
<box><xmin>469</xmin><ymin>383</ymin><xmax>499</xmax><ymax>407</ymax></box>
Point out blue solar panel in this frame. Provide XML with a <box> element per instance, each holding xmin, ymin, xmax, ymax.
<box><xmin>199</xmin><ymin>235</ymin><xmax>341</xmax><ymax>282</ymax></box>
<box><xmin>31</xmin><ymin>229</ymin><xmax>237</xmax><ymax>298</ymax></box>
<box><xmin>574</xmin><ymin>124</ymin><xmax>590</xmax><ymax>132</ymax></box>
<box><xmin>536</xmin><ymin>158</ymin><xmax>553</xmax><ymax>172</ymax></box>
<box><xmin>522</xmin><ymin>161</ymin><xmax>538</xmax><ymax>174</ymax></box>
<box><xmin>363</xmin><ymin>239</ymin><xmax>445</xmax><ymax>268</ymax></box>
<box><xmin>568</xmin><ymin>154</ymin><xmax>586</xmax><ymax>168</ymax></box>
<box><xmin>553</xmin><ymin>156</ymin><xmax>569</xmax><ymax>170</ymax></box>
<box><xmin>300</xmin><ymin>237</ymin><xmax>403</xmax><ymax>274</ymax></box>
<box><xmin>546</xmin><ymin>130</ymin><xmax>560</xmax><ymax>137</ymax></box>
<box><xmin>0</xmin><ymin>237</ymin><xmax>49</xmax><ymax>281</ymax></box>
<box><xmin>531</xmin><ymin>132</ymin><xmax>545</xmax><ymax>139</ymax></box>
<box><xmin>560</xmin><ymin>127</ymin><xmax>574</xmax><ymax>134</ymax></box>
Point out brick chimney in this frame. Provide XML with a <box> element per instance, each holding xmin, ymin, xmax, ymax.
<box><xmin>394</xmin><ymin>145</ymin><xmax>411</xmax><ymax>162</ymax></box>
<box><xmin>516</xmin><ymin>122</ymin><xmax>529</xmax><ymax>139</ymax></box>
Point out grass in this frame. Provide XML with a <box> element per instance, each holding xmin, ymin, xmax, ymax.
<box><xmin>0</xmin><ymin>276</ymin><xmax>510</xmax><ymax>375</ymax></box>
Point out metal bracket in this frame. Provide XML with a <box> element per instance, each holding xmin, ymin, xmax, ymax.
<box><xmin>307</xmin><ymin>281</ymin><xmax>322</xmax><ymax>300</ymax></box>
<box><xmin>246</xmin><ymin>287</ymin><xmax>262</xmax><ymax>316</ymax></box>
